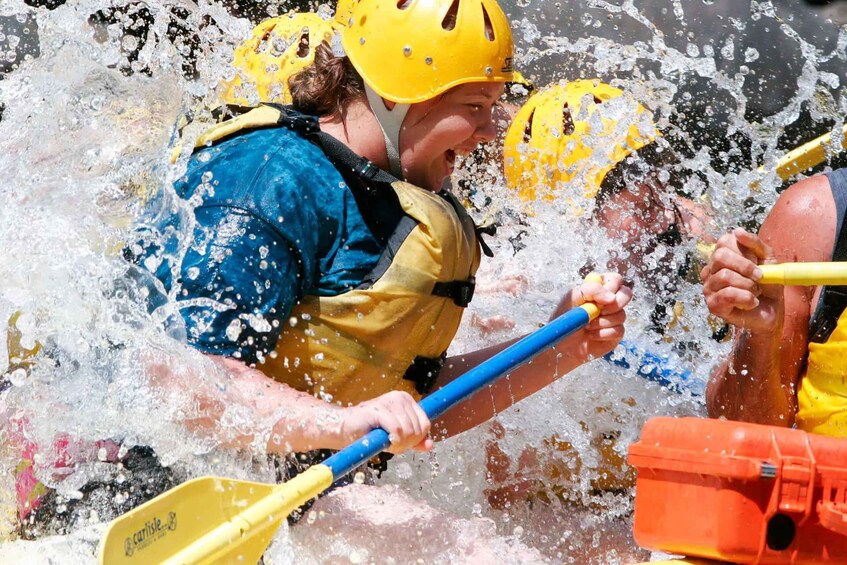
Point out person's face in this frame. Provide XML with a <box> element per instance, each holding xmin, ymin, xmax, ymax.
<box><xmin>595</xmin><ymin>179</ymin><xmax>684</xmax><ymax>281</ymax></box>
<box><xmin>398</xmin><ymin>82</ymin><xmax>504</xmax><ymax>191</ymax></box>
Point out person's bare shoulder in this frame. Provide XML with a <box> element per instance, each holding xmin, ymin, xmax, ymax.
<box><xmin>760</xmin><ymin>174</ymin><xmax>836</xmax><ymax>264</ymax></box>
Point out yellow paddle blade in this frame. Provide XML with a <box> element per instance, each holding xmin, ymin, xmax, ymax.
<box><xmin>758</xmin><ymin>262</ymin><xmax>847</xmax><ymax>286</ymax></box>
<box><xmin>98</xmin><ymin>464</ymin><xmax>334</xmax><ymax>565</ymax></box>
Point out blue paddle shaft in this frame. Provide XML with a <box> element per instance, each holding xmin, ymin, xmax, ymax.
<box><xmin>323</xmin><ymin>307</ymin><xmax>592</xmax><ymax>478</ymax></box>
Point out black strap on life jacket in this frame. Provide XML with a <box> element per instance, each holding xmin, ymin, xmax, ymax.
<box><xmin>809</xmin><ymin>216</ymin><xmax>847</xmax><ymax>343</ymax></box>
<box><xmin>809</xmin><ymin>169</ymin><xmax>847</xmax><ymax>343</ymax></box>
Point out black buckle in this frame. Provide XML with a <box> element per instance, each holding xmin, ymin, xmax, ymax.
<box><xmin>403</xmin><ymin>354</ymin><xmax>446</xmax><ymax>395</ymax></box>
<box><xmin>358</xmin><ymin>160</ymin><xmax>380</xmax><ymax>180</ymax></box>
<box><xmin>432</xmin><ymin>278</ymin><xmax>475</xmax><ymax>307</ymax></box>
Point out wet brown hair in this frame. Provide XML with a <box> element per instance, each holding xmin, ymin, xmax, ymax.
<box><xmin>288</xmin><ymin>42</ymin><xmax>366</xmax><ymax>118</ymax></box>
<box><xmin>593</xmin><ymin>141</ymin><xmax>689</xmax><ymax>210</ymax></box>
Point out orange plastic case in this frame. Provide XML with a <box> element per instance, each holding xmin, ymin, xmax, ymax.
<box><xmin>628</xmin><ymin>417</ymin><xmax>847</xmax><ymax>564</ymax></box>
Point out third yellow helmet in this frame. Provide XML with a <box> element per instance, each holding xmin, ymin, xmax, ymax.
<box><xmin>503</xmin><ymin>80</ymin><xmax>658</xmax><ymax>202</ymax></box>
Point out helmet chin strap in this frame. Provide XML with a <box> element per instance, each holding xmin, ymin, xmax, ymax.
<box><xmin>364</xmin><ymin>84</ymin><xmax>410</xmax><ymax>179</ymax></box>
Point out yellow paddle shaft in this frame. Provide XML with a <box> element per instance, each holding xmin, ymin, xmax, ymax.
<box><xmin>581</xmin><ymin>302</ymin><xmax>601</xmax><ymax>319</ymax></box>
<box><xmin>758</xmin><ymin>262</ymin><xmax>847</xmax><ymax>286</ymax></box>
<box><xmin>580</xmin><ymin>272</ymin><xmax>603</xmax><ymax>320</ymax></box>
<box><xmin>694</xmin><ymin>247</ymin><xmax>847</xmax><ymax>287</ymax></box>
<box><xmin>773</xmin><ymin>124</ymin><xmax>847</xmax><ymax>181</ymax></box>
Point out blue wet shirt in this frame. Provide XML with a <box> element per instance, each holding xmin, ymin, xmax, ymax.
<box><xmin>139</xmin><ymin>126</ymin><xmax>391</xmax><ymax>364</ymax></box>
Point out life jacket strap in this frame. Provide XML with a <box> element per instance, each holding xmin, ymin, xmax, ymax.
<box><xmin>809</xmin><ymin>169</ymin><xmax>847</xmax><ymax>343</ymax></box>
<box><xmin>432</xmin><ymin>278</ymin><xmax>476</xmax><ymax>308</ymax></box>
<box><xmin>403</xmin><ymin>353</ymin><xmax>446</xmax><ymax>395</ymax></box>
<box><xmin>475</xmin><ymin>221</ymin><xmax>497</xmax><ymax>258</ymax></box>
<box><xmin>811</xmin><ymin>286</ymin><xmax>847</xmax><ymax>343</ymax></box>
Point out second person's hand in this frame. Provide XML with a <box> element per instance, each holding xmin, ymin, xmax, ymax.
<box><xmin>701</xmin><ymin>227</ymin><xmax>783</xmax><ymax>333</ymax></box>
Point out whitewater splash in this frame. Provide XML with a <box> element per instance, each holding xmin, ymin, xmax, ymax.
<box><xmin>0</xmin><ymin>0</ymin><xmax>845</xmax><ymax>562</ymax></box>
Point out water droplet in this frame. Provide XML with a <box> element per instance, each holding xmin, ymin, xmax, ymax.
<box><xmin>7</xmin><ymin>368</ymin><xmax>27</xmax><ymax>387</ymax></box>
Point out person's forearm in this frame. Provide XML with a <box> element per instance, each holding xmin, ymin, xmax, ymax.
<box><xmin>706</xmin><ymin>327</ymin><xmax>795</xmax><ymax>426</ymax></box>
<box><xmin>146</xmin><ymin>353</ymin><xmax>350</xmax><ymax>454</ymax></box>
<box><xmin>432</xmin><ymin>332</ymin><xmax>588</xmax><ymax>438</ymax></box>
<box><xmin>225</xmin><ymin>363</ymin><xmax>349</xmax><ymax>453</ymax></box>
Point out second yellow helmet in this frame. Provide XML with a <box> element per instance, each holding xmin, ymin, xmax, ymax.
<box><xmin>221</xmin><ymin>12</ymin><xmax>335</xmax><ymax>106</ymax></box>
<box><xmin>334</xmin><ymin>0</ymin><xmax>359</xmax><ymax>28</ymax></box>
<box><xmin>503</xmin><ymin>80</ymin><xmax>658</xmax><ymax>202</ymax></box>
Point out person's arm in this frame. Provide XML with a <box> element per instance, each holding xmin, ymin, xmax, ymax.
<box><xmin>702</xmin><ymin>175</ymin><xmax>835</xmax><ymax>426</ymax></box>
<box><xmin>144</xmin><ymin>352</ymin><xmax>432</xmax><ymax>454</ymax></box>
<box><xmin>431</xmin><ymin>273</ymin><xmax>631</xmax><ymax>438</ymax></box>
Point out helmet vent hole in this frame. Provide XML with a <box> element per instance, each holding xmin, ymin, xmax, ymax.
<box><xmin>256</xmin><ymin>27</ymin><xmax>275</xmax><ymax>54</ymax></box>
<box><xmin>296</xmin><ymin>30</ymin><xmax>311</xmax><ymax>58</ymax></box>
<box><xmin>522</xmin><ymin>109</ymin><xmax>535</xmax><ymax>143</ymax></box>
<box><xmin>397</xmin><ymin>0</ymin><xmax>413</xmax><ymax>9</ymax></box>
<box><xmin>481</xmin><ymin>5</ymin><xmax>495</xmax><ymax>41</ymax></box>
<box><xmin>562</xmin><ymin>105</ymin><xmax>575</xmax><ymax>135</ymax></box>
<box><xmin>593</xmin><ymin>95</ymin><xmax>603</xmax><ymax>105</ymax></box>
<box><xmin>442</xmin><ymin>0</ymin><xmax>460</xmax><ymax>31</ymax></box>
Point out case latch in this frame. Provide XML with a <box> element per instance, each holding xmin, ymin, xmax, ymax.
<box><xmin>778</xmin><ymin>456</ymin><xmax>815</xmax><ymax>516</ymax></box>
<box><xmin>817</xmin><ymin>477</ymin><xmax>847</xmax><ymax>536</ymax></box>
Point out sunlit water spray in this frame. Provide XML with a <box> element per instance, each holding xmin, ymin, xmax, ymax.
<box><xmin>0</xmin><ymin>0</ymin><xmax>845</xmax><ymax>563</ymax></box>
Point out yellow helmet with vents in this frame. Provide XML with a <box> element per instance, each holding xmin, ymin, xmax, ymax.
<box><xmin>221</xmin><ymin>13</ymin><xmax>335</xmax><ymax>105</ymax></box>
<box><xmin>340</xmin><ymin>0</ymin><xmax>514</xmax><ymax>104</ymax></box>
<box><xmin>503</xmin><ymin>79</ymin><xmax>658</xmax><ymax>202</ymax></box>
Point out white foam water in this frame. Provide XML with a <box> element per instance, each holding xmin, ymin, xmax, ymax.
<box><xmin>0</xmin><ymin>0</ymin><xmax>845</xmax><ymax>562</ymax></box>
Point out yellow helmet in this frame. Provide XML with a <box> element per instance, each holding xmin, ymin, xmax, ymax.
<box><xmin>503</xmin><ymin>79</ymin><xmax>658</xmax><ymax>202</ymax></box>
<box><xmin>340</xmin><ymin>0</ymin><xmax>514</xmax><ymax>104</ymax></box>
<box><xmin>221</xmin><ymin>13</ymin><xmax>335</xmax><ymax>105</ymax></box>
<box><xmin>334</xmin><ymin>0</ymin><xmax>359</xmax><ymax>28</ymax></box>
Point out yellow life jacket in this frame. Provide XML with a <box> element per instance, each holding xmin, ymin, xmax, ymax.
<box><xmin>797</xmin><ymin>169</ymin><xmax>847</xmax><ymax>437</ymax></box>
<box><xmin>194</xmin><ymin>104</ymin><xmax>486</xmax><ymax>405</ymax></box>
<box><xmin>262</xmin><ymin>179</ymin><xmax>481</xmax><ymax>405</ymax></box>
<box><xmin>798</xmin><ymin>305</ymin><xmax>847</xmax><ymax>437</ymax></box>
